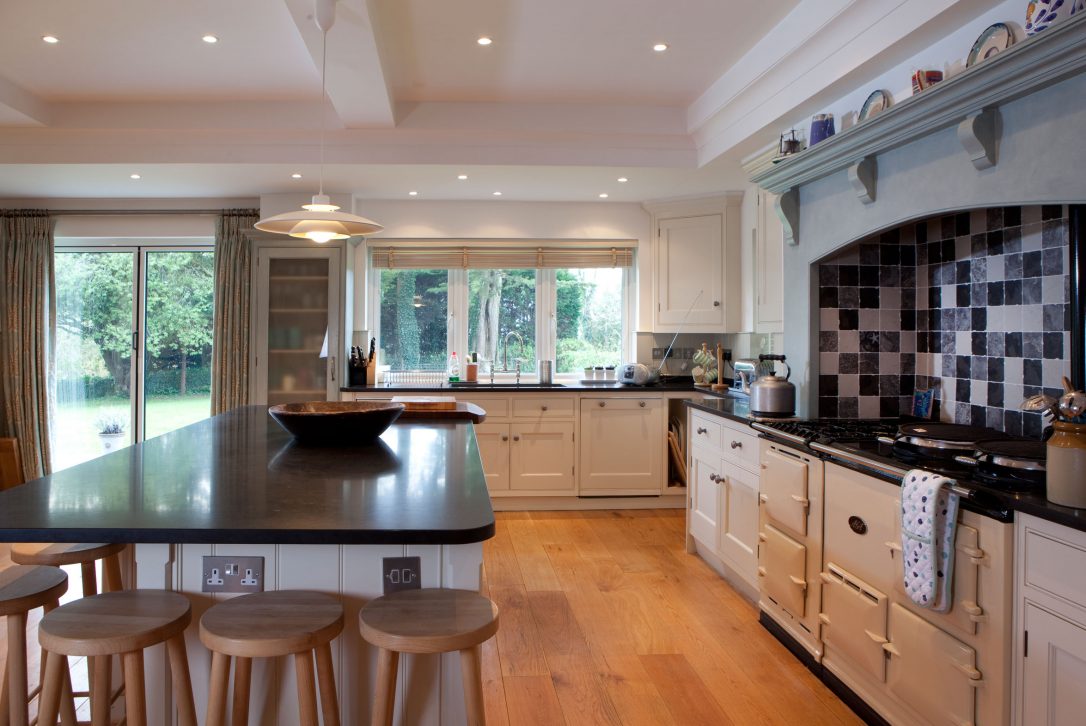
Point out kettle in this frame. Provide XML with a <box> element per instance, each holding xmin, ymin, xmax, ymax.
<box><xmin>749</xmin><ymin>354</ymin><xmax>796</xmax><ymax>417</ymax></box>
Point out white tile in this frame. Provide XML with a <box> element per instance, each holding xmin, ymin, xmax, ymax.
<box><xmin>1043</xmin><ymin>359</ymin><xmax>1069</xmax><ymax>388</ymax></box>
<box><xmin>1003</xmin><ymin>305</ymin><xmax>1023</xmax><ymax>333</ymax></box>
<box><xmin>986</xmin><ymin>306</ymin><xmax>1005</xmax><ymax>332</ymax></box>
<box><xmin>840</xmin><ymin>330</ymin><xmax>860</xmax><ymax>351</ymax></box>
<box><xmin>879</xmin><ymin>353</ymin><xmax>901</xmax><ymax>373</ymax></box>
<box><xmin>1022</xmin><ymin>205</ymin><xmax>1042</xmax><ymax>226</ymax></box>
<box><xmin>970</xmin><ymin>209</ymin><xmax>987</xmax><ymax>234</ymax></box>
<box><xmin>1021</xmin><ymin>224</ymin><xmax>1042</xmax><ymax>252</ymax></box>
<box><xmin>987</xmin><ymin>255</ymin><xmax>1004</xmax><ymax>281</ymax></box>
<box><xmin>859</xmin><ymin>397</ymin><xmax>881</xmax><ymax>417</ymax></box>
<box><xmin>1022</xmin><ymin>304</ymin><xmax>1043</xmax><ymax>331</ymax></box>
<box><xmin>820</xmin><ymin>352</ymin><xmax>839</xmax><ymax>374</ymax></box>
<box><xmin>900</xmin><ymin>331</ymin><xmax>917</xmax><ymax>352</ymax></box>
<box><xmin>915</xmin><ymin>353</ymin><xmax>938</xmax><ymax>378</ymax></box>
<box><xmin>860</xmin><ymin>310</ymin><xmax>880</xmax><ymax>330</ymax></box>
<box><xmin>1043</xmin><ymin>274</ymin><xmax>1064</xmax><ymax>304</ymax></box>
<box><xmin>955</xmin><ymin>236</ymin><xmax>971</xmax><ymax>260</ymax></box>
<box><xmin>956</xmin><ymin>331</ymin><xmax>972</xmax><ymax>353</ymax></box>
<box><xmin>942</xmin><ymin>284</ymin><xmax>957</xmax><ymax>304</ymax></box>
<box><xmin>1005</xmin><ymin>383</ymin><xmax>1024</xmax><ymax>406</ymax></box>
<box><xmin>880</xmin><ymin>309</ymin><xmax>899</xmax><ymax>330</ymax></box>
<box><xmin>971</xmin><ymin>379</ymin><xmax>988</xmax><ymax>406</ymax></box>
<box><xmin>1005</xmin><ymin>357</ymin><xmax>1023</xmax><ymax>383</ymax></box>
<box><xmin>839</xmin><ymin>374</ymin><xmax>859</xmax><ymax>396</ymax></box>
<box><xmin>820</xmin><ymin>308</ymin><xmax>839</xmax><ymax>330</ymax></box>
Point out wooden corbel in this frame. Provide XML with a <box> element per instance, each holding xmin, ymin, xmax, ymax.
<box><xmin>775</xmin><ymin>188</ymin><xmax>800</xmax><ymax>246</ymax></box>
<box><xmin>957</xmin><ymin>107</ymin><xmax>999</xmax><ymax>170</ymax></box>
<box><xmin>847</xmin><ymin>155</ymin><xmax>878</xmax><ymax>205</ymax></box>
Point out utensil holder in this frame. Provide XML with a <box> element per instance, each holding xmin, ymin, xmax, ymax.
<box><xmin>1046</xmin><ymin>421</ymin><xmax>1086</xmax><ymax>508</ymax></box>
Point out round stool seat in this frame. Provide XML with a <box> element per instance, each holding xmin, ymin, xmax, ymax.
<box><xmin>38</xmin><ymin>590</ymin><xmax>191</xmax><ymax>657</ymax></box>
<box><xmin>0</xmin><ymin>565</ymin><xmax>67</xmax><ymax>616</ymax></box>
<box><xmin>359</xmin><ymin>589</ymin><xmax>499</xmax><ymax>654</ymax></box>
<box><xmin>11</xmin><ymin>542</ymin><xmax>125</xmax><ymax>567</ymax></box>
<box><xmin>200</xmin><ymin>591</ymin><xmax>343</xmax><ymax>658</ymax></box>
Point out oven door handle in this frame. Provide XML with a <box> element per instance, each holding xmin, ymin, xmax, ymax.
<box><xmin>961</xmin><ymin>600</ymin><xmax>988</xmax><ymax>623</ymax></box>
<box><xmin>957</xmin><ymin>663</ymin><xmax>984</xmax><ymax>682</ymax></box>
<box><xmin>864</xmin><ymin>630</ymin><xmax>888</xmax><ymax>645</ymax></box>
<box><xmin>790</xmin><ymin>494</ymin><xmax>810</xmax><ymax>507</ymax></box>
<box><xmin>881</xmin><ymin>642</ymin><xmax>900</xmax><ymax>657</ymax></box>
<box><xmin>788</xmin><ymin>575</ymin><xmax>807</xmax><ymax>590</ymax></box>
<box><xmin>884</xmin><ymin>540</ymin><xmax>903</xmax><ymax>555</ymax></box>
<box><xmin>958</xmin><ymin>544</ymin><xmax>987</xmax><ymax>565</ymax></box>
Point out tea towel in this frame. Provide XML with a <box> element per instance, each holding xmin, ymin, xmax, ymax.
<box><xmin>900</xmin><ymin>469</ymin><xmax>960</xmax><ymax>611</ymax></box>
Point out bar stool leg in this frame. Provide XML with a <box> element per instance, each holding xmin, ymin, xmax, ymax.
<box><xmin>79</xmin><ymin>562</ymin><xmax>98</xmax><ymax>599</ymax></box>
<box><xmin>90</xmin><ymin>656</ymin><xmax>111</xmax><ymax>726</ymax></box>
<box><xmin>372</xmin><ymin>648</ymin><xmax>398</xmax><ymax>726</ymax></box>
<box><xmin>121</xmin><ymin>651</ymin><xmax>146</xmax><ymax>726</ymax></box>
<box><xmin>165</xmin><ymin>635</ymin><xmax>196</xmax><ymax>726</ymax></box>
<box><xmin>1</xmin><ymin>658</ymin><xmax>8</xmax><ymax>726</ymax></box>
<box><xmin>294</xmin><ymin>651</ymin><xmax>319</xmax><ymax>726</ymax></box>
<box><xmin>6</xmin><ymin>612</ymin><xmax>28</xmax><ymax>726</ymax></box>
<box><xmin>459</xmin><ymin>645</ymin><xmax>486</xmax><ymax>726</ymax></box>
<box><xmin>205</xmin><ymin>651</ymin><xmax>230</xmax><ymax>726</ymax></box>
<box><xmin>230</xmin><ymin>657</ymin><xmax>251</xmax><ymax>726</ymax></box>
<box><xmin>37</xmin><ymin>651</ymin><xmax>65</xmax><ymax>726</ymax></box>
<box><xmin>103</xmin><ymin>553</ymin><xmax>124</xmax><ymax>593</ymax></box>
<box><xmin>314</xmin><ymin>642</ymin><xmax>340</xmax><ymax>726</ymax></box>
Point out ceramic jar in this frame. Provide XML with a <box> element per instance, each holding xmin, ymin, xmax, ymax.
<box><xmin>1046</xmin><ymin>421</ymin><xmax>1086</xmax><ymax>508</ymax></box>
<box><xmin>1026</xmin><ymin>0</ymin><xmax>1086</xmax><ymax>36</ymax></box>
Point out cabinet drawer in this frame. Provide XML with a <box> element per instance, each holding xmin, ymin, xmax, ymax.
<box><xmin>462</xmin><ymin>396</ymin><xmax>510</xmax><ymax>419</ymax></box>
<box><xmin>512</xmin><ymin>397</ymin><xmax>574</xmax><ymax>419</ymax></box>
<box><xmin>1023</xmin><ymin>525</ymin><xmax>1086</xmax><ymax>609</ymax></box>
<box><xmin>690</xmin><ymin>412</ymin><xmax>721</xmax><ymax>450</ymax></box>
<box><xmin>719</xmin><ymin>426</ymin><xmax>759</xmax><ymax>470</ymax></box>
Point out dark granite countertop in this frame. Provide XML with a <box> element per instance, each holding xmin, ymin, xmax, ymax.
<box><xmin>0</xmin><ymin>406</ymin><xmax>494</xmax><ymax>546</ymax></box>
<box><xmin>683</xmin><ymin>395</ymin><xmax>753</xmax><ymax>424</ymax></box>
<box><xmin>342</xmin><ymin>377</ymin><xmax>734</xmax><ymax>394</ymax></box>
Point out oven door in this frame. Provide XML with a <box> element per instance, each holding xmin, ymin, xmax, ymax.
<box><xmin>760</xmin><ymin>447</ymin><xmax>810</xmax><ymax>537</ymax></box>
<box><xmin>759</xmin><ymin>524</ymin><xmax>808</xmax><ymax>617</ymax></box>
<box><xmin>820</xmin><ymin>562</ymin><xmax>889</xmax><ymax>683</ymax></box>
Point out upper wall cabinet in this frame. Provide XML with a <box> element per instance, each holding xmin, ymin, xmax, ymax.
<box><xmin>754</xmin><ymin>188</ymin><xmax>784</xmax><ymax>333</ymax></box>
<box><xmin>645</xmin><ymin>194</ymin><xmax>742</xmax><ymax>333</ymax></box>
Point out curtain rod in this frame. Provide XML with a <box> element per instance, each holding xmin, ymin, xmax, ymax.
<box><xmin>42</xmin><ymin>209</ymin><xmax>255</xmax><ymax>216</ymax></box>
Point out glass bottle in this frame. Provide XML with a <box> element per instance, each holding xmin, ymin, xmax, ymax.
<box><xmin>448</xmin><ymin>351</ymin><xmax>461</xmax><ymax>383</ymax></box>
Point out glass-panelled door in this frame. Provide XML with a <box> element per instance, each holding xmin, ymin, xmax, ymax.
<box><xmin>53</xmin><ymin>245</ymin><xmax>215</xmax><ymax>471</ymax></box>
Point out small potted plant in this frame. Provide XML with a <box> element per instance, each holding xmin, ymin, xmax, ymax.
<box><xmin>95</xmin><ymin>412</ymin><xmax>128</xmax><ymax>453</ymax></box>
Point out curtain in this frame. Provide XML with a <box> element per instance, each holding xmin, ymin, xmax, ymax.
<box><xmin>0</xmin><ymin>210</ymin><xmax>55</xmax><ymax>479</ymax></box>
<box><xmin>210</xmin><ymin>209</ymin><xmax>258</xmax><ymax>415</ymax></box>
<box><xmin>370</xmin><ymin>241</ymin><xmax>636</xmax><ymax>269</ymax></box>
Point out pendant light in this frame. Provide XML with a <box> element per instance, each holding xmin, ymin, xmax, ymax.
<box><xmin>255</xmin><ymin>0</ymin><xmax>382</xmax><ymax>242</ymax></box>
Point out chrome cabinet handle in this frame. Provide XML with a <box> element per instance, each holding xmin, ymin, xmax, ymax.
<box><xmin>730</xmin><ymin>440</ymin><xmax>742</xmax><ymax>449</ymax></box>
<box><xmin>639</xmin><ymin>401</ymin><xmax>646</xmax><ymax>407</ymax></box>
<box><xmin>696</xmin><ymin>427</ymin><xmax>707</xmax><ymax>434</ymax></box>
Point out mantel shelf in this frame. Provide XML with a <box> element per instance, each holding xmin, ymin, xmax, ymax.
<box><xmin>750</xmin><ymin>15</ymin><xmax>1086</xmax><ymax>195</ymax></box>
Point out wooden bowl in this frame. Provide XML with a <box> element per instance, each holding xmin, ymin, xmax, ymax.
<box><xmin>268</xmin><ymin>401</ymin><xmax>405</xmax><ymax>444</ymax></box>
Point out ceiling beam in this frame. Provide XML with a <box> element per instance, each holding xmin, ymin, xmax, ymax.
<box><xmin>0</xmin><ymin>75</ymin><xmax>51</xmax><ymax>127</ymax></box>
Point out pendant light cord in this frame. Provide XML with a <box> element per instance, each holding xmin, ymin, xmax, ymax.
<box><xmin>319</xmin><ymin>27</ymin><xmax>327</xmax><ymax>197</ymax></box>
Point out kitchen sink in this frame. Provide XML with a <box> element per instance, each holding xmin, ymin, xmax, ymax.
<box><xmin>449</xmin><ymin>382</ymin><xmax>566</xmax><ymax>388</ymax></box>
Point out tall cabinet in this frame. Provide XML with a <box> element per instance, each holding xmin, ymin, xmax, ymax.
<box><xmin>250</xmin><ymin>242</ymin><xmax>344</xmax><ymax>405</ymax></box>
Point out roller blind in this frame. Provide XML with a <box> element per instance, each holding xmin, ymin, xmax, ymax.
<box><xmin>370</xmin><ymin>240</ymin><xmax>635</xmax><ymax>269</ymax></box>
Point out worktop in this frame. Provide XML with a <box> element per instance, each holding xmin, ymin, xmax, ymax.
<box><xmin>0</xmin><ymin>405</ymin><xmax>495</xmax><ymax>545</ymax></box>
<box><xmin>341</xmin><ymin>376</ymin><xmax>736</xmax><ymax>394</ymax></box>
<box><xmin>682</xmin><ymin>394</ymin><xmax>753</xmax><ymax>424</ymax></box>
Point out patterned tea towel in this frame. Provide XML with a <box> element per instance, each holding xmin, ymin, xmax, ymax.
<box><xmin>900</xmin><ymin>469</ymin><xmax>960</xmax><ymax>611</ymax></box>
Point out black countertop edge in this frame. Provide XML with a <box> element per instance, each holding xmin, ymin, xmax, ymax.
<box><xmin>683</xmin><ymin>396</ymin><xmax>753</xmax><ymax>425</ymax></box>
<box><xmin>0</xmin><ymin>523</ymin><xmax>497</xmax><ymax>546</ymax></box>
<box><xmin>341</xmin><ymin>378</ymin><xmax>738</xmax><ymax>395</ymax></box>
<box><xmin>994</xmin><ymin>492</ymin><xmax>1086</xmax><ymax>533</ymax></box>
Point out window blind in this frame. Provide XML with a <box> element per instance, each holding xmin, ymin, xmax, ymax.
<box><xmin>370</xmin><ymin>241</ymin><xmax>635</xmax><ymax>269</ymax></box>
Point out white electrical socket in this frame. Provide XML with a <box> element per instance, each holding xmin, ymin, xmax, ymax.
<box><xmin>202</xmin><ymin>556</ymin><xmax>264</xmax><ymax>593</ymax></box>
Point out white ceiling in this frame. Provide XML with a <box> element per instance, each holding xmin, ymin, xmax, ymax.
<box><xmin>0</xmin><ymin>0</ymin><xmax>1000</xmax><ymax>203</ymax></box>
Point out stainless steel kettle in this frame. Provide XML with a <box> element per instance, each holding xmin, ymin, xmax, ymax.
<box><xmin>749</xmin><ymin>354</ymin><xmax>796</xmax><ymax>417</ymax></box>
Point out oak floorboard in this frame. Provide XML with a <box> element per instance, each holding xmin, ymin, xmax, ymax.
<box><xmin>503</xmin><ymin>675</ymin><xmax>567</xmax><ymax>726</ymax></box>
<box><xmin>597</xmin><ymin>653</ymin><xmax>678</xmax><ymax>726</ymax></box>
<box><xmin>547</xmin><ymin>655</ymin><xmax>624</xmax><ymax>726</ymax></box>
<box><xmin>489</xmin><ymin>585</ymin><xmax>551</xmax><ymax>677</ymax></box>
<box><xmin>640</xmin><ymin>653</ymin><xmax>737</xmax><ymax>726</ymax></box>
<box><xmin>483</xmin><ymin>519</ymin><xmax>524</xmax><ymax>588</ymax></box>
<box><xmin>505</xmin><ymin>517</ymin><xmax>563</xmax><ymax>591</ymax></box>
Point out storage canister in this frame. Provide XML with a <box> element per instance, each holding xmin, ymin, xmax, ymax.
<box><xmin>1046</xmin><ymin>421</ymin><xmax>1086</xmax><ymax>508</ymax></box>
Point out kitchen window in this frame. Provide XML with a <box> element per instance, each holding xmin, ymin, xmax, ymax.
<box><xmin>370</xmin><ymin>242</ymin><xmax>634</xmax><ymax>376</ymax></box>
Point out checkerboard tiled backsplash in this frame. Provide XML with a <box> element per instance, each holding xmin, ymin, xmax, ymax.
<box><xmin>817</xmin><ymin>205</ymin><xmax>1071</xmax><ymax>437</ymax></box>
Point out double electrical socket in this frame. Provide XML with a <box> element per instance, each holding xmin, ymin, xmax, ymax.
<box><xmin>202</xmin><ymin>555</ymin><xmax>264</xmax><ymax>593</ymax></box>
<box><xmin>382</xmin><ymin>556</ymin><xmax>421</xmax><ymax>595</ymax></box>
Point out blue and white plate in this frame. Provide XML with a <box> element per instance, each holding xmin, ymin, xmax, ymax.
<box><xmin>858</xmin><ymin>90</ymin><xmax>892</xmax><ymax>122</ymax></box>
<box><xmin>967</xmin><ymin>23</ymin><xmax>1014</xmax><ymax>67</ymax></box>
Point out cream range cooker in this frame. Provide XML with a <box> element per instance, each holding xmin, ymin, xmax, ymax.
<box><xmin>752</xmin><ymin>419</ymin><xmax>1016</xmax><ymax>726</ymax></box>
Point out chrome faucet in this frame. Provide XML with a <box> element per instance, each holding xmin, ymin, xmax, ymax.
<box><xmin>502</xmin><ymin>331</ymin><xmax>525</xmax><ymax>373</ymax></box>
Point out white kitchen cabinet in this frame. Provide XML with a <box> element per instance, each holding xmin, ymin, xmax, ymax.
<box><xmin>509</xmin><ymin>421</ymin><xmax>575</xmax><ymax>492</ymax></box>
<box><xmin>578</xmin><ymin>397</ymin><xmax>664</xmax><ymax>495</ymax></box>
<box><xmin>689</xmin><ymin>444</ymin><xmax>722</xmax><ymax>549</ymax></box>
<box><xmin>474</xmin><ymin>422</ymin><xmax>511</xmax><ymax>492</ymax></box>
<box><xmin>644</xmin><ymin>195</ymin><xmax>742</xmax><ymax>333</ymax></box>
<box><xmin>1014</xmin><ymin>513</ymin><xmax>1086</xmax><ymax>725</ymax></box>
<box><xmin>251</xmin><ymin>242</ymin><xmax>344</xmax><ymax>405</ymax></box>
<box><xmin>753</xmin><ymin>188</ymin><xmax>784</xmax><ymax>333</ymax></box>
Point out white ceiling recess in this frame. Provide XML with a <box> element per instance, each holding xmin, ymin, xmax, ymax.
<box><xmin>0</xmin><ymin>0</ymin><xmax>1011</xmax><ymax>201</ymax></box>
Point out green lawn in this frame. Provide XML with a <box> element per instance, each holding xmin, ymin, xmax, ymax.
<box><xmin>53</xmin><ymin>395</ymin><xmax>210</xmax><ymax>471</ymax></box>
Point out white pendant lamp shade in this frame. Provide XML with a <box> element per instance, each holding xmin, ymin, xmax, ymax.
<box><xmin>255</xmin><ymin>195</ymin><xmax>383</xmax><ymax>243</ymax></box>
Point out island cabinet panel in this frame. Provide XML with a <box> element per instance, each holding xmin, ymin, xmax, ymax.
<box><xmin>577</xmin><ymin>397</ymin><xmax>664</xmax><ymax>495</ymax></box>
<box><xmin>474</xmin><ymin>422</ymin><xmax>511</xmax><ymax>492</ymax></box>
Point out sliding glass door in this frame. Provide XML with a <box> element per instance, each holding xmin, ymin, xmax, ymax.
<box><xmin>53</xmin><ymin>246</ymin><xmax>214</xmax><ymax>470</ymax></box>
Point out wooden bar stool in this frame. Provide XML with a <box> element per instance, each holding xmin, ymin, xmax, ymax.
<box><xmin>10</xmin><ymin>543</ymin><xmax>126</xmax><ymax>596</ymax></box>
<box><xmin>199</xmin><ymin>591</ymin><xmax>344</xmax><ymax>726</ymax></box>
<box><xmin>36</xmin><ymin>590</ymin><xmax>196</xmax><ymax>726</ymax></box>
<box><xmin>359</xmin><ymin>589</ymin><xmax>499</xmax><ymax>726</ymax></box>
<box><xmin>0</xmin><ymin>565</ymin><xmax>77</xmax><ymax>726</ymax></box>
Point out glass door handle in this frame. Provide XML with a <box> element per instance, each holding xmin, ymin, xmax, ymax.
<box><xmin>330</xmin><ymin>356</ymin><xmax>336</xmax><ymax>382</ymax></box>
<box><xmin>131</xmin><ymin>329</ymin><xmax>139</xmax><ymax>351</ymax></box>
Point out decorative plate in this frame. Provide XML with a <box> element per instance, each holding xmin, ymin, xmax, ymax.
<box><xmin>857</xmin><ymin>90</ymin><xmax>892</xmax><ymax>122</ymax></box>
<box><xmin>1026</xmin><ymin>0</ymin><xmax>1086</xmax><ymax>36</ymax></box>
<box><xmin>967</xmin><ymin>22</ymin><xmax>1015</xmax><ymax>67</ymax></box>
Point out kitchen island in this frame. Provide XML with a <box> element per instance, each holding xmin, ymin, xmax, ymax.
<box><xmin>0</xmin><ymin>405</ymin><xmax>494</xmax><ymax>725</ymax></box>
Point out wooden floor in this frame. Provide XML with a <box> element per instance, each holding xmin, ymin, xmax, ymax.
<box><xmin>479</xmin><ymin>510</ymin><xmax>861</xmax><ymax>726</ymax></box>
<box><xmin>1</xmin><ymin>512</ymin><xmax>862</xmax><ymax>725</ymax></box>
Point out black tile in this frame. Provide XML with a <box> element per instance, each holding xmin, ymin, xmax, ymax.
<box><xmin>927</xmin><ymin>240</ymin><xmax>942</xmax><ymax>264</ymax></box>
<box><xmin>820</xmin><ymin>286</ymin><xmax>839</xmax><ymax>308</ymax></box>
<box><xmin>928</xmin><ymin>287</ymin><xmax>941</xmax><ymax>308</ymax></box>
<box><xmin>1042</xmin><ymin>247</ymin><xmax>1064</xmax><ymax>276</ymax></box>
<box><xmin>819</xmin><ymin>265</ymin><xmax>839</xmax><ymax>286</ymax></box>
<box><xmin>860</xmin><ymin>374</ymin><xmax>880</xmax><ymax>396</ymax></box>
<box><xmin>839</xmin><ymin>265</ymin><xmax>859</xmax><ymax>286</ymax></box>
<box><xmin>943</xmin><ymin>354</ymin><xmax>957</xmax><ymax>377</ymax></box>
<box><xmin>860</xmin><ymin>244</ymin><xmax>880</xmax><ymax>265</ymax></box>
<box><xmin>1043</xmin><ymin>303</ymin><xmax>1068</xmax><ymax>332</ymax></box>
<box><xmin>942</xmin><ymin>239</ymin><xmax>956</xmax><ymax>262</ymax></box>
<box><xmin>1005</xmin><ymin>252</ymin><xmax>1023</xmax><ymax>279</ymax></box>
<box><xmin>930</xmin><ymin>309</ymin><xmax>943</xmax><ymax>331</ymax></box>
<box><xmin>956</xmin><ymin>285</ymin><xmax>971</xmax><ymax>307</ymax></box>
<box><xmin>1023</xmin><ymin>277</ymin><xmax>1042</xmax><ymax>305</ymax></box>
<box><xmin>987</xmin><ymin>382</ymin><xmax>1004</xmax><ymax>407</ymax></box>
<box><xmin>915</xmin><ymin>222</ymin><xmax>927</xmax><ymax>245</ymax></box>
<box><xmin>819</xmin><ymin>375</ymin><xmax>839</xmax><ymax>397</ymax></box>
<box><xmin>859</xmin><ymin>331</ymin><xmax>880</xmax><ymax>352</ymax></box>
<box><xmin>1042</xmin><ymin>219</ymin><xmax>1066</xmax><ymax>247</ymax></box>
<box><xmin>971</xmin><ymin>257</ymin><xmax>988</xmax><ymax>283</ymax></box>
<box><xmin>839</xmin><ymin>287</ymin><xmax>860</xmax><ymax>308</ymax></box>
<box><xmin>819</xmin><ymin>331</ymin><xmax>839</xmax><ymax>352</ymax></box>
<box><xmin>860</xmin><ymin>352</ymin><xmax>880</xmax><ymax>373</ymax></box>
<box><xmin>860</xmin><ymin>287</ymin><xmax>880</xmax><ymax>308</ymax></box>
<box><xmin>1003</xmin><ymin>226</ymin><xmax>1021</xmax><ymax>254</ymax></box>
<box><xmin>1044</xmin><ymin>386</ymin><xmax>1064</xmax><ymax>401</ymax></box>
<box><xmin>955</xmin><ymin>355</ymin><xmax>971</xmax><ymax>378</ymax></box>
<box><xmin>880</xmin><ymin>332</ymin><xmax>900</xmax><ymax>353</ymax></box>
<box><xmin>970</xmin><ymin>405</ymin><xmax>986</xmax><ymax>427</ymax></box>
<box><xmin>971</xmin><ymin>308</ymin><xmax>987</xmax><ymax>331</ymax></box>
<box><xmin>900</xmin><ymin>245</ymin><xmax>916</xmax><ymax>266</ymax></box>
<box><xmin>860</xmin><ymin>266</ymin><xmax>879</xmax><ymax>286</ymax></box>
<box><xmin>986</xmin><ymin>230</ymin><xmax>1004</xmax><ymax>256</ymax></box>
<box><xmin>1005</xmin><ymin>279</ymin><xmax>1023</xmax><ymax>305</ymax></box>
<box><xmin>1023</xmin><ymin>251</ymin><xmax>1043</xmax><ymax>278</ymax></box>
<box><xmin>1023</xmin><ymin>412</ymin><xmax>1043</xmax><ymax>439</ymax></box>
<box><xmin>956</xmin><ymin>260</ymin><xmax>971</xmax><ymax>284</ymax></box>
<box><xmin>880</xmin><ymin>244</ymin><xmax>900</xmax><ymax>265</ymax></box>
<box><xmin>941</xmin><ymin>215</ymin><xmax>956</xmax><ymax>240</ymax></box>
<box><xmin>818</xmin><ymin>397</ymin><xmax>839</xmax><ymax>418</ymax></box>
<box><xmin>1024</xmin><ymin>332</ymin><xmax>1043</xmax><ymax>359</ymax></box>
<box><xmin>971</xmin><ymin>233</ymin><xmax>988</xmax><ymax>256</ymax></box>
<box><xmin>1024</xmin><ymin>385</ymin><xmax>1041</xmax><ymax>399</ymax></box>
<box><xmin>880</xmin><ymin>376</ymin><xmax>900</xmax><ymax>396</ymax></box>
<box><xmin>987</xmin><ymin>332</ymin><xmax>1005</xmax><ymax>357</ymax></box>
<box><xmin>941</xmin><ymin>331</ymin><xmax>956</xmax><ymax>353</ymax></box>
<box><xmin>1003</xmin><ymin>410</ymin><xmax>1023</xmax><ymax>437</ymax></box>
<box><xmin>881</xmin><ymin>397</ymin><xmax>901</xmax><ymax>417</ymax></box>
<box><xmin>971</xmin><ymin>356</ymin><xmax>988</xmax><ymax>380</ymax></box>
<box><xmin>879</xmin><ymin>267</ymin><xmax>901</xmax><ymax>287</ymax></box>
<box><xmin>901</xmin><ymin>353</ymin><xmax>916</xmax><ymax>374</ymax></box>
<box><xmin>918</xmin><ymin>333</ymin><xmax>930</xmax><ymax>353</ymax></box>
<box><xmin>1005</xmin><ymin>332</ymin><xmax>1023</xmax><ymax>357</ymax></box>
<box><xmin>987</xmin><ymin>281</ymin><xmax>1004</xmax><ymax>305</ymax></box>
<box><xmin>901</xmin><ymin>375</ymin><xmax>916</xmax><ymax>395</ymax></box>
<box><xmin>1003</xmin><ymin>206</ymin><xmax>1021</xmax><ymax>228</ymax></box>
<box><xmin>838</xmin><ymin>397</ymin><xmax>859</xmax><ymax>418</ymax></box>
<box><xmin>956</xmin><ymin>212</ymin><xmax>970</xmax><ymax>237</ymax></box>
<box><xmin>956</xmin><ymin>378</ymin><xmax>971</xmax><ymax>402</ymax></box>
<box><xmin>901</xmin><ymin>267</ymin><xmax>917</xmax><ymax>288</ymax></box>
<box><xmin>987</xmin><ymin>357</ymin><xmax>1004</xmax><ymax>382</ymax></box>
<box><xmin>838</xmin><ymin>309</ymin><xmax>859</xmax><ymax>330</ymax></box>
<box><xmin>956</xmin><ymin>309</ymin><xmax>972</xmax><ymax>332</ymax></box>
<box><xmin>986</xmin><ymin>207</ymin><xmax>1003</xmax><ymax>231</ymax></box>
<box><xmin>900</xmin><ymin>309</ymin><xmax>916</xmax><ymax>331</ymax></box>
<box><xmin>839</xmin><ymin>353</ymin><xmax>858</xmax><ymax>374</ymax></box>
<box><xmin>1023</xmin><ymin>358</ymin><xmax>1043</xmax><ymax>386</ymax></box>
<box><xmin>1042</xmin><ymin>204</ymin><xmax>1063</xmax><ymax>221</ymax></box>
<box><xmin>1043</xmin><ymin>332</ymin><xmax>1064</xmax><ymax>359</ymax></box>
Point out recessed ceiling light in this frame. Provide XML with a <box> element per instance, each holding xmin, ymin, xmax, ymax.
<box><xmin>599</xmin><ymin>193</ymin><xmax>609</xmax><ymax>198</ymax></box>
<box><xmin>129</xmin><ymin>174</ymin><xmax>141</xmax><ymax>180</ymax></box>
<box><xmin>492</xmin><ymin>191</ymin><xmax>502</xmax><ymax>196</ymax></box>
<box><xmin>617</xmin><ymin>177</ymin><xmax>629</xmax><ymax>183</ymax></box>
<box><xmin>202</xmin><ymin>35</ymin><xmax>218</xmax><ymax>44</ymax></box>
<box><xmin>653</xmin><ymin>43</ymin><xmax>668</xmax><ymax>52</ymax></box>
<box><xmin>457</xmin><ymin>174</ymin><xmax>468</xmax><ymax>180</ymax></box>
<box><xmin>42</xmin><ymin>35</ymin><xmax>59</xmax><ymax>44</ymax></box>
<box><xmin>409</xmin><ymin>191</ymin><xmax>418</xmax><ymax>196</ymax></box>
<box><xmin>291</xmin><ymin>173</ymin><xmax>302</xmax><ymax>179</ymax></box>
<box><xmin>477</xmin><ymin>37</ymin><xmax>493</xmax><ymax>46</ymax></box>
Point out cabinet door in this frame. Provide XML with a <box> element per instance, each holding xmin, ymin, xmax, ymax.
<box><xmin>1021</xmin><ymin>603</ymin><xmax>1086</xmax><ymax>726</ymax></box>
<box><xmin>510</xmin><ymin>421</ymin><xmax>575</xmax><ymax>492</ymax></box>
<box><xmin>820</xmin><ymin>563</ymin><xmax>889</xmax><ymax>683</ymax></box>
<box><xmin>754</xmin><ymin>189</ymin><xmax>783</xmax><ymax>333</ymax></box>
<box><xmin>474</xmin><ymin>423</ymin><xmax>510</xmax><ymax>493</ymax></box>
<box><xmin>252</xmin><ymin>246</ymin><xmax>343</xmax><ymax>405</ymax></box>
<box><xmin>760</xmin><ymin>448</ymin><xmax>810</xmax><ymax>537</ymax></box>
<box><xmin>578</xmin><ymin>398</ymin><xmax>663</xmax><ymax>494</ymax></box>
<box><xmin>689</xmin><ymin>447</ymin><xmax>721</xmax><ymax>550</ymax></box>
<box><xmin>719</xmin><ymin>462</ymin><xmax>759</xmax><ymax>587</ymax></box>
<box><xmin>657</xmin><ymin>214</ymin><xmax>723</xmax><ymax>328</ymax></box>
